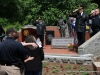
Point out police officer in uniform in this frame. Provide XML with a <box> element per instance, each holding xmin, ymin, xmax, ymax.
<box><xmin>36</xmin><ymin>17</ymin><xmax>46</xmax><ymax>47</ymax></box>
<box><xmin>69</xmin><ymin>6</ymin><xmax>88</xmax><ymax>46</ymax></box>
<box><xmin>88</xmin><ymin>10</ymin><xmax>95</xmax><ymax>37</ymax></box>
<box><xmin>91</xmin><ymin>9</ymin><xmax>100</xmax><ymax>36</ymax></box>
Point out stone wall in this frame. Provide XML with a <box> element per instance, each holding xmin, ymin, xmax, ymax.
<box><xmin>78</xmin><ymin>31</ymin><xmax>100</xmax><ymax>59</ymax></box>
<box><xmin>44</xmin><ymin>54</ymin><xmax>93</xmax><ymax>65</ymax></box>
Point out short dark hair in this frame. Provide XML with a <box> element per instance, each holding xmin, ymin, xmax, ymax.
<box><xmin>6</xmin><ymin>28</ymin><xmax>15</xmax><ymax>35</ymax></box>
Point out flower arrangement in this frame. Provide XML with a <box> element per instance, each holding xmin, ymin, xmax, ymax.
<box><xmin>67</xmin><ymin>43</ymin><xmax>73</xmax><ymax>48</ymax></box>
<box><xmin>67</xmin><ymin>43</ymin><xmax>74</xmax><ymax>50</ymax></box>
<box><xmin>67</xmin><ymin>43</ymin><xmax>78</xmax><ymax>52</ymax></box>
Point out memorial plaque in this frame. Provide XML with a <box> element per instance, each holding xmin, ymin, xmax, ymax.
<box><xmin>21</xmin><ymin>28</ymin><xmax>37</xmax><ymax>41</ymax></box>
<box><xmin>51</xmin><ymin>37</ymin><xmax>74</xmax><ymax>48</ymax></box>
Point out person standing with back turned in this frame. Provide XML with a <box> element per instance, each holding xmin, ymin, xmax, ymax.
<box><xmin>24</xmin><ymin>35</ymin><xmax>44</xmax><ymax>75</ymax></box>
<box><xmin>0</xmin><ymin>28</ymin><xmax>28</xmax><ymax>75</ymax></box>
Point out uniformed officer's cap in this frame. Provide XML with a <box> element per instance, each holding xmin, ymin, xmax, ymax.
<box><xmin>38</xmin><ymin>17</ymin><xmax>42</xmax><ymax>20</ymax></box>
<box><xmin>78</xmin><ymin>6</ymin><xmax>84</xmax><ymax>10</ymax></box>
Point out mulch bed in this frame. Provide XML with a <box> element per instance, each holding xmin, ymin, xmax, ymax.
<box><xmin>42</xmin><ymin>62</ymin><xmax>95</xmax><ymax>75</ymax></box>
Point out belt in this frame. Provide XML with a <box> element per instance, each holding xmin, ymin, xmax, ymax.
<box><xmin>1</xmin><ymin>63</ymin><xmax>13</xmax><ymax>66</ymax></box>
<box><xmin>0</xmin><ymin>63</ymin><xmax>20</xmax><ymax>68</ymax></box>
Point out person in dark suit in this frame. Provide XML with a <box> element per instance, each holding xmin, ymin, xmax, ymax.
<box><xmin>36</xmin><ymin>17</ymin><xmax>46</xmax><ymax>48</ymax></box>
<box><xmin>24</xmin><ymin>35</ymin><xmax>44</xmax><ymax>75</ymax></box>
<box><xmin>33</xmin><ymin>19</ymin><xmax>39</xmax><ymax>26</ymax></box>
<box><xmin>0</xmin><ymin>25</ymin><xmax>5</xmax><ymax>42</ymax></box>
<box><xmin>88</xmin><ymin>10</ymin><xmax>96</xmax><ymax>37</ymax></box>
<box><xmin>91</xmin><ymin>9</ymin><xmax>100</xmax><ymax>36</ymax></box>
<box><xmin>69</xmin><ymin>6</ymin><xmax>88</xmax><ymax>46</ymax></box>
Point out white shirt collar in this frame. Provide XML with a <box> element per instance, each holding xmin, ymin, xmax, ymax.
<box><xmin>81</xmin><ymin>12</ymin><xmax>83</xmax><ymax>16</ymax></box>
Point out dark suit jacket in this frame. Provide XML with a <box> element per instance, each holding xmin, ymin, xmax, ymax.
<box><xmin>69</xmin><ymin>12</ymin><xmax>88</xmax><ymax>32</ymax></box>
<box><xmin>36</xmin><ymin>22</ymin><xmax>46</xmax><ymax>35</ymax></box>
<box><xmin>24</xmin><ymin>46</ymin><xmax>44</xmax><ymax>71</ymax></box>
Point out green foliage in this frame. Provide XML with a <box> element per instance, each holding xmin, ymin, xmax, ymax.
<box><xmin>64</xmin><ymin>64</ymin><xmax>71</xmax><ymax>69</ymax></box>
<box><xmin>81</xmin><ymin>72</ymin><xmax>89</xmax><ymax>75</ymax></box>
<box><xmin>3</xmin><ymin>22</ymin><xmax>23</xmax><ymax>31</ymax></box>
<box><xmin>43</xmin><ymin>62</ymin><xmax>48</xmax><ymax>68</ymax></box>
<box><xmin>0</xmin><ymin>0</ymin><xmax>99</xmax><ymax>26</ymax></box>
<box><xmin>42</xmin><ymin>8</ymin><xmax>66</xmax><ymax>26</ymax></box>
<box><xmin>0</xmin><ymin>18</ymin><xmax>8</xmax><ymax>26</ymax></box>
<box><xmin>52</xmin><ymin>68</ymin><xmax>59</xmax><ymax>74</ymax></box>
<box><xmin>85</xmin><ymin>3</ymin><xmax>98</xmax><ymax>14</ymax></box>
<box><xmin>79</xmin><ymin>66</ymin><xmax>85</xmax><ymax>71</ymax></box>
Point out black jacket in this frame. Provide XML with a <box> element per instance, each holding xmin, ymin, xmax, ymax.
<box><xmin>0</xmin><ymin>37</ymin><xmax>28</xmax><ymax>67</ymax></box>
<box><xmin>24</xmin><ymin>46</ymin><xmax>44</xmax><ymax>71</ymax></box>
<box><xmin>0</xmin><ymin>25</ymin><xmax>5</xmax><ymax>36</ymax></box>
<box><xmin>69</xmin><ymin>12</ymin><xmax>88</xmax><ymax>32</ymax></box>
<box><xmin>92</xmin><ymin>14</ymin><xmax>100</xmax><ymax>27</ymax></box>
<box><xmin>36</xmin><ymin>22</ymin><xmax>46</xmax><ymax>35</ymax></box>
<box><xmin>91</xmin><ymin>14</ymin><xmax>100</xmax><ymax>32</ymax></box>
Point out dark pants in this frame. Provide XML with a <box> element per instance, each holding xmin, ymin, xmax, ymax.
<box><xmin>37</xmin><ymin>35</ymin><xmax>44</xmax><ymax>47</ymax></box>
<box><xmin>77</xmin><ymin>32</ymin><xmax>85</xmax><ymax>46</ymax></box>
<box><xmin>25</xmin><ymin>68</ymin><xmax>42</xmax><ymax>75</ymax></box>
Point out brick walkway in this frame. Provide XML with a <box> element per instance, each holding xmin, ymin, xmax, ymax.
<box><xmin>43</xmin><ymin>45</ymin><xmax>77</xmax><ymax>55</ymax></box>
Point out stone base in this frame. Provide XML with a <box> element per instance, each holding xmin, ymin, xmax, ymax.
<box><xmin>44</xmin><ymin>54</ymin><xmax>93</xmax><ymax>65</ymax></box>
<box><xmin>93</xmin><ymin>62</ymin><xmax>100</xmax><ymax>75</ymax></box>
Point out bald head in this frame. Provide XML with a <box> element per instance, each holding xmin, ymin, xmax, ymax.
<box><xmin>95</xmin><ymin>9</ymin><xmax>100</xmax><ymax>15</ymax></box>
<box><xmin>91</xmin><ymin>10</ymin><xmax>95</xmax><ymax>16</ymax></box>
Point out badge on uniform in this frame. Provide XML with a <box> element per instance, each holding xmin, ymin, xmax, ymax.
<box><xmin>82</xmin><ymin>15</ymin><xmax>86</xmax><ymax>19</ymax></box>
<box><xmin>99</xmin><ymin>16</ymin><xmax>100</xmax><ymax>18</ymax></box>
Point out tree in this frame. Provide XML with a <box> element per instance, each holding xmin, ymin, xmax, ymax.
<box><xmin>0</xmin><ymin>0</ymin><xmax>99</xmax><ymax>26</ymax></box>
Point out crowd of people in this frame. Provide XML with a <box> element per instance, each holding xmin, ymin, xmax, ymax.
<box><xmin>57</xmin><ymin>6</ymin><xmax>100</xmax><ymax>47</ymax></box>
<box><xmin>89</xmin><ymin>9</ymin><xmax>100</xmax><ymax>37</ymax></box>
<box><xmin>0</xmin><ymin>15</ymin><xmax>47</xmax><ymax>75</ymax></box>
<box><xmin>0</xmin><ymin>28</ymin><xmax>44</xmax><ymax>75</ymax></box>
<box><xmin>0</xmin><ymin>5</ymin><xmax>100</xmax><ymax>75</ymax></box>
<box><xmin>0</xmin><ymin>17</ymin><xmax>46</xmax><ymax>74</ymax></box>
<box><xmin>69</xmin><ymin>6</ymin><xmax>100</xmax><ymax>46</ymax></box>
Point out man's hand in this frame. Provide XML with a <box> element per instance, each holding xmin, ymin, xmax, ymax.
<box><xmin>27</xmin><ymin>56</ymin><xmax>34</xmax><ymax>61</ymax></box>
<box><xmin>24</xmin><ymin>56</ymin><xmax>34</xmax><ymax>62</ymax></box>
<box><xmin>31</xmin><ymin>43</ymin><xmax>38</xmax><ymax>48</ymax></box>
<box><xmin>21</xmin><ymin>42</ymin><xmax>38</xmax><ymax>48</ymax></box>
<box><xmin>73</xmin><ymin>9</ymin><xmax>78</xmax><ymax>13</ymax></box>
